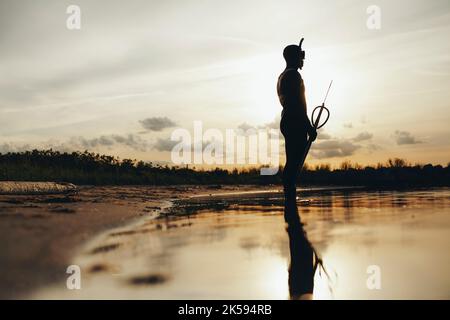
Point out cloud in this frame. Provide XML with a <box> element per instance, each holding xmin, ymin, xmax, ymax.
<box><xmin>310</xmin><ymin>139</ymin><xmax>361</xmax><ymax>159</ymax></box>
<box><xmin>73</xmin><ymin>134</ymin><xmax>150</xmax><ymax>152</ymax></box>
<box><xmin>140</xmin><ymin>117</ymin><xmax>177</xmax><ymax>132</ymax></box>
<box><xmin>154</xmin><ymin>135</ymin><xmax>228</xmax><ymax>151</ymax></box>
<box><xmin>0</xmin><ymin>142</ymin><xmax>32</xmax><ymax>153</ymax></box>
<box><xmin>236</xmin><ymin>122</ymin><xmax>262</xmax><ymax>136</ymax></box>
<box><xmin>367</xmin><ymin>143</ymin><xmax>382</xmax><ymax>151</ymax></box>
<box><xmin>317</xmin><ymin>131</ymin><xmax>332</xmax><ymax>140</ymax></box>
<box><xmin>343</xmin><ymin>122</ymin><xmax>353</xmax><ymax>129</ymax></box>
<box><xmin>79</xmin><ymin>136</ymin><xmax>114</xmax><ymax>148</ymax></box>
<box><xmin>258</xmin><ymin>117</ymin><xmax>280</xmax><ymax>130</ymax></box>
<box><xmin>353</xmin><ymin>131</ymin><xmax>373</xmax><ymax>142</ymax></box>
<box><xmin>237</xmin><ymin>122</ymin><xmax>255</xmax><ymax>131</ymax></box>
<box><xmin>235</xmin><ymin>116</ymin><xmax>281</xmax><ymax>137</ymax></box>
<box><xmin>153</xmin><ymin>117</ymin><xmax>283</xmax><ymax>153</ymax></box>
<box><xmin>0</xmin><ymin>134</ymin><xmax>151</xmax><ymax>154</ymax></box>
<box><xmin>394</xmin><ymin>130</ymin><xmax>422</xmax><ymax>145</ymax></box>
<box><xmin>153</xmin><ymin>137</ymin><xmax>180</xmax><ymax>152</ymax></box>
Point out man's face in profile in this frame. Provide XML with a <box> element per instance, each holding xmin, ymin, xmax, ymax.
<box><xmin>299</xmin><ymin>58</ymin><xmax>304</xmax><ymax>70</ymax></box>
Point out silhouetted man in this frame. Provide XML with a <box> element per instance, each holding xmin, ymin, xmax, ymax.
<box><xmin>277</xmin><ymin>42</ymin><xmax>316</xmax><ymax>213</ymax></box>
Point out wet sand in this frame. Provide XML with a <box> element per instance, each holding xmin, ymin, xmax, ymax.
<box><xmin>0</xmin><ymin>184</ymin><xmax>270</xmax><ymax>299</ymax></box>
<box><xmin>27</xmin><ymin>187</ymin><xmax>450</xmax><ymax>300</ymax></box>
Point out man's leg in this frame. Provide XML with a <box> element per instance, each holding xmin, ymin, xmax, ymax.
<box><xmin>283</xmin><ymin>132</ymin><xmax>307</xmax><ymax>215</ymax></box>
<box><xmin>283</xmin><ymin>135</ymin><xmax>300</xmax><ymax>211</ymax></box>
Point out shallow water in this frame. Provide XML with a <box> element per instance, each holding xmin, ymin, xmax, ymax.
<box><xmin>34</xmin><ymin>188</ymin><xmax>450</xmax><ymax>299</ymax></box>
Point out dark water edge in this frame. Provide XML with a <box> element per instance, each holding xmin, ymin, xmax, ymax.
<box><xmin>164</xmin><ymin>185</ymin><xmax>450</xmax><ymax>218</ymax></box>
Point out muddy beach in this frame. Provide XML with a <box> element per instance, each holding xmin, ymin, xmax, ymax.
<box><xmin>0</xmin><ymin>184</ymin><xmax>270</xmax><ymax>299</ymax></box>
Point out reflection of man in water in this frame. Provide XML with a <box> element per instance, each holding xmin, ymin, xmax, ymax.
<box><xmin>277</xmin><ymin>42</ymin><xmax>317</xmax><ymax>212</ymax></box>
<box><xmin>285</xmin><ymin>208</ymin><xmax>315</xmax><ymax>299</ymax></box>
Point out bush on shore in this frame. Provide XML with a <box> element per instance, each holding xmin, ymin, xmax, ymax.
<box><xmin>0</xmin><ymin>149</ymin><xmax>449</xmax><ymax>187</ymax></box>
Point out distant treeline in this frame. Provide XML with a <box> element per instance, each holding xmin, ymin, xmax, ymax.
<box><xmin>0</xmin><ymin>149</ymin><xmax>449</xmax><ymax>187</ymax></box>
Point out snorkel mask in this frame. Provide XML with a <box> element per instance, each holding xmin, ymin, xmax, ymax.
<box><xmin>299</xmin><ymin>38</ymin><xmax>305</xmax><ymax>60</ymax></box>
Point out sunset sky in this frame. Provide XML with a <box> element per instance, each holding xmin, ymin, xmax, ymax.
<box><xmin>0</xmin><ymin>0</ymin><xmax>449</xmax><ymax>167</ymax></box>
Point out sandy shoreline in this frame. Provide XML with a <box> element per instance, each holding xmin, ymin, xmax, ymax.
<box><xmin>0</xmin><ymin>184</ymin><xmax>277</xmax><ymax>299</ymax></box>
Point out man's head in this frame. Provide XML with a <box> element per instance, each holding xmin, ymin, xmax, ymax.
<box><xmin>283</xmin><ymin>39</ymin><xmax>305</xmax><ymax>69</ymax></box>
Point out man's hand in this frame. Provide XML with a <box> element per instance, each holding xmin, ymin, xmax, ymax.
<box><xmin>308</xmin><ymin>127</ymin><xmax>317</xmax><ymax>142</ymax></box>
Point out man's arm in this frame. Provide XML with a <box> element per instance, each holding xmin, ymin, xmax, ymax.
<box><xmin>284</xmin><ymin>71</ymin><xmax>317</xmax><ymax>140</ymax></box>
